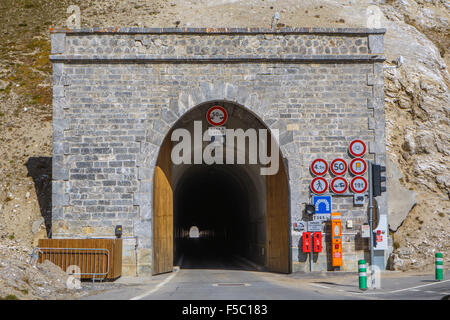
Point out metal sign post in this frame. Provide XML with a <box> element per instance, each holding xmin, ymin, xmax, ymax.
<box><xmin>368</xmin><ymin>160</ymin><xmax>375</xmax><ymax>289</ymax></box>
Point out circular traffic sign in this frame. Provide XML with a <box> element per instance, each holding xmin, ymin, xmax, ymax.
<box><xmin>330</xmin><ymin>177</ymin><xmax>348</xmax><ymax>194</ymax></box>
<box><xmin>349</xmin><ymin>158</ymin><xmax>367</xmax><ymax>176</ymax></box>
<box><xmin>310</xmin><ymin>159</ymin><xmax>328</xmax><ymax>176</ymax></box>
<box><xmin>350</xmin><ymin>176</ymin><xmax>368</xmax><ymax>193</ymax></box>
<box><xmin>206</xmin><ymin>105</ymin><xmax>227</xmax><ymax>126</ymax></box>
<box><xmin>330</xmin><ymin>158</ymin><xmax>347</xmax><ymax>176</ymax></box>
<box><xmin>310</xmin><ymin>177</ymin><xmax>328</xmax><ymax>194</ymax></box>
<box><xmin>349</xmin><ymin>139</ymin><xmax>366</xmax><ymax>158</ymax></box>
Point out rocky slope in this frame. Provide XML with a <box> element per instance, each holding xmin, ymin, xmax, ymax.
<box><xmin>0</xmin><ymin>1</ymin><xmax>448</xmax><ymax>295</ymax></box>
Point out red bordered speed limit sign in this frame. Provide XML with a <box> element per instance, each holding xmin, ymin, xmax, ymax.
<box><xmin>350</xmin><ymin>176</ymin><xmax>368</xmax><ymax>193</ymax></box>
<box><xmin>330</xmin><ymin>158</ymin><xmax>347</xmax><ymax>176</ymax></box>
<box><xmin>330</xmin><ymin>177</ymin><xmax>348</xmax><ymax>194</ymax></box>
<box><xmin>349</xmin><ymin>140</ymin><xmax>366</xmax><ymax>158</ymax></box>
<box><xmin>310</xmin><ymin>159</ymin><xmax>328</xmax><ymax>176</ymax></box>
<box><xmin>349</xmin><ymin>158</ymin><xmax>367</xmax><ymax>176</ymax></box>
<box><xmin>310</xmin><ymin>177</ymin><xmax>328</xmax><ymax>194</ymax></box>
<box><xmin>206</xmin><ymin>105</ymin><xmax>227</xmax><ymax>126</ymax></box>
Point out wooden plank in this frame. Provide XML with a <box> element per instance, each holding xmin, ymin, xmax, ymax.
<box><xmin>153</xmin><ymin>136</ymin><xmax>174</xmax><ymax>275</ymax></box>
<box><xmin>266</xmin><ymin>150</ymin><xmax>290</xmax><ymax>273</ymax></box>
<box><xmin>37</xmin><ymin>238</ymin><xmax>122</xmax><ymax>279</ymax></box>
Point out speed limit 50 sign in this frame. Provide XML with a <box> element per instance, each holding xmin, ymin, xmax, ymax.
<box><xmin>330</xmin><ymin>158</ymin><xmax>347</xmax><ymax>176</ymax></box>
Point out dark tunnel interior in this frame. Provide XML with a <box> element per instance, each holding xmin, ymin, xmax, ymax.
<box><xmin>173</xmin><ymin>165</ymin><xmax>263</xmax><ymax>270</ymax></box>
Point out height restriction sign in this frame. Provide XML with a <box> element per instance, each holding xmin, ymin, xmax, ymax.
<box><xmin>310</xmin><ymin>177</ymin><xmax>328</xmax><ymax>194</ymax></box>
<box><xmin>330</xmin><ymin>158</ymin><xmax>347</xmax><ymax>176</ymax></box>
<box><xmin>330</xmin><ymin>177</ymin><xmax>348</xmax><ymax>194</ymax></box>
<box><xmin>310</xmin><ymin>159</ymin><xmax>328</xmax><ymax>176</ymax></box>
<box><xmin>349</xmin><ymin>158</ymin><xmax>367</xmax><ymax>176</ymax></box>
<box><xmin>349</xmin><ymin>140</ymin><xmax>366</xmax><ymax>158</ymax></box>
<box><xmin>350</xmin><ymin>176</ymin><xmax>368</xmax><ymax>193</ymax></box>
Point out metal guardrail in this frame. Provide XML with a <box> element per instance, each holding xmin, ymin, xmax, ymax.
<box><xmin>30</xmin><ymin>247</ymin><xmax>110</xmax><ymax>282</ymax></box>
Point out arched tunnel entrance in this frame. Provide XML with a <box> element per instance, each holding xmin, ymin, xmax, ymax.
<box><xmin>174</xmin><ymin>165</ymin><xmax>260</xmax><ymax>269</ymax></box>
<box><xmin>152</xmin><ymin>101</ymin><xmax>290</xmax><ymax>275</ymax></box>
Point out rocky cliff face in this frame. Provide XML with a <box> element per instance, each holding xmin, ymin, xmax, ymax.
<box><xmin>0</xmin><ymin>0</ymin><xmax>448</xmax><ymax>279</ymax></box>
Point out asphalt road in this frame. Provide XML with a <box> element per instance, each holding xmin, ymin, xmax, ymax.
<box><xmin>81</xmin><ymin>254</ymin><xmax>450</xmax><ymax>300</ymax></box>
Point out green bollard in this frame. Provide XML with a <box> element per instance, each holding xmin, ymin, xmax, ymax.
<box><xmin>358</xmin><ymin>259</ymin><xmax>367</xmax><ymax>290</ymax></box>
<box><xmin>435</xmin><ymin>253</ymin><xmax>443</xmax><ymax>281</ymax></box>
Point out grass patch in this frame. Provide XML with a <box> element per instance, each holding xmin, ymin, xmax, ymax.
<box><xmin>7</xmin><ymin>37</ymin><xmax>52</xmax><ymax>107</ymax></box>
<box><xmin>0</xmin><ymin>295</ymin><xmax>19</xmax><ymax>300</ymax></box>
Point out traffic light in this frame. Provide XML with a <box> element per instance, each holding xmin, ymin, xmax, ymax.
<box><xmin>372</xmin><ymin>164</ymin><xmax>386</xmax><ymax>197</ymax></box>
<box><xmin>373</xmin><ymin>230</ymin><xmax>383</xmax><ymax>248</ymax></box>
<box><xmin>372</xmin><ymin>232</ymin><xmax>378</xmax><ymax>248</ymax></box>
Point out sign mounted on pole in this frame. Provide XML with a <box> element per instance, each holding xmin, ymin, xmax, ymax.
<box><xmin>330</xmin><ymin>177</ymin><xmax>348</xmax><ymax>194</ymax></box>
<box><xmin>310</xmin><ymin>177</ymin><xmax>328</xmax><ymax>194</ymax></box>
<box><xmin>330</xmin><ymin>158</ymin><xmax>347</xmax><ymax>176</ymax></box>
<box><xmin>310</xmin><ymin>158</ymin><xmax>328</xmax><ymax>176</ymax></box>
<box><xmin>349</xmin><ymin>139</ymin><xmax>366</xmax><ymax>158</ymax></box>
<box><xmin>206</xmin><ymin>105</ymin><xmax>227</xmax><ymax>126</ymax></box>
<box><xmin>350</xmin><ymin>176</ymin><xmax>368</xmax><ymax>194</ymax></box>
<box><xmin>349</xmin><ymin>158</ymin><xmax>367</xmax><ymax>176</ymax></box>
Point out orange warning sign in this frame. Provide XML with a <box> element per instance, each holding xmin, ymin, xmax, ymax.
<box><xmin>331</xmin><ymin>212</ymin><xmax>342</xmax><ymax>267</ymax></box>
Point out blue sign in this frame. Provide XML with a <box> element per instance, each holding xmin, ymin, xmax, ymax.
<box><xmin>313</xmin><ymin>196</ymin><xmax>332</xmax><ymax>214</ymax></box>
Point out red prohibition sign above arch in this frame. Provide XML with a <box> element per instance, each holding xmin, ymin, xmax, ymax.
<box><xmin>310</xmin><ymin>158</ymin><xmax>328</xmax><ymax>176</ymax></box>
<box><xmin>349</xmin><ymin>158</ymin><xmax>367</xmax><ymax>176</ymax></box>
<box><xmin>350</xmin><ymin>176</ymin><xmax>368</xmax><ymax>194</ymax></box>
<box><xmin>330</xmin><ymin>177</ymin><xmax>348</xmax><ymax>194</ymax></box>
<box><xmin>349</xmin><ymin>139</ymin><xmax>366</xmax><ymax>158</ymax></box>
<box><xmin>310</xmin><ymin>177</ymin><xmax>328</xmax><ymax>194</ymax></box>
<box><xmin>206</xmin><ymin>105</ymin><xmax>228</xmax><ymax>126</ymax></box>
<box><xmin>330</xmin><ymin>158</ymin><xmax>348</xmax><ymax>176</ymax></box>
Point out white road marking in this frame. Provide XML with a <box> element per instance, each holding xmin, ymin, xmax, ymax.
<box><xmin>130</xmin><ymin>267</ymin><xmax>179</xmax><ymax>300</ymax></box>
<box><xmin>348</xmin><ymin>278</ymin><xmax>450</xmax><ymax>295</ymax></box>
<box><xmin>212</xmin><ymin>283</ymin><xmax>251</xmax><ymax>287</ymax></box>
<box><xmin>387</xmin><ymin>279</ymin><xmax>450</xmax><ymax>294</ymax></box>
<box><xmin>310</xmin><ymin>283</ymin><xmax>331</xmax><ymax>289</ymax></box>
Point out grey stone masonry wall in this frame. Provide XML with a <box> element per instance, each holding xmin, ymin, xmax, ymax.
<box><xmin>50</xmin><ymin>27</ymin><xmax>387</xmax><ymax>275</ymax></box>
